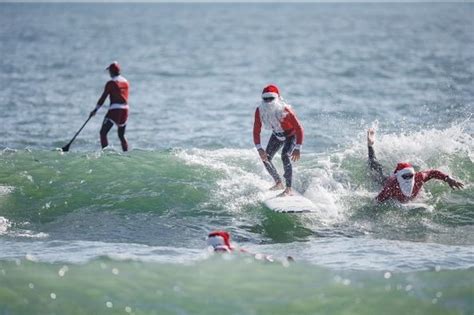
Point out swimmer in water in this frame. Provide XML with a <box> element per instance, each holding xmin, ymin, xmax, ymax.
<box><xmin>367</xmin><ymin>128</ymin><xmax>464</xmax><ymax>203</ymax></box>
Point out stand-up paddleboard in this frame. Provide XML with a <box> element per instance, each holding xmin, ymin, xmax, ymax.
<box><xmin>263</xmin><ymin>189</ymin><xmax>318</xmax><ymax>213</ymax></box>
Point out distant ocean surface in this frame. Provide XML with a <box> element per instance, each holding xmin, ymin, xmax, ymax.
<box><xmin>0</xmin><ymin>3</ymin><xmax>473</xmax><ymax>315</ymax></box>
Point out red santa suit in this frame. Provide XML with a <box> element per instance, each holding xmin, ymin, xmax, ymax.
<box><xmin>376</xmin><ymin>162</ymin><xmax>450</xmax><ymax>203</ymax></box>
<box><xmin>206</xmin><ymin>231</ymin><xmax>273</xmax><ymax>261</ymax></box>
<box><xmin>97</xmin><ymin>65</ymin><xmax>129</xmax><ymax>127</ymax></box>
<box><xmin>253</xmin><ymin>85</ymin><xmax>304</xmax><ymax>150</ymax></box>
<box><xmin>207</xmin><ymin>231</ymin><xmax>233</xmax><ymax>252</ymax></box>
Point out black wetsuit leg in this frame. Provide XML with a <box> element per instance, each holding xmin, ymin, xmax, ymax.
<box><xmin>100</xmin><ymin>119</ymin><xmax>114</xmax><ymax>149</ymax></box>
<box><xmin>263</xmin><ymin>134</ymin><xmax>284</xmax><ymax>184</ymax></box>
<box><xmin>368</xmin><ymin>145</ymin><xmax>388</xmax><ymax>185</ymax></box>
<box><xmin>117</xmin><ymin>125</ymin><xmax>128</xmax><ymax>152</ymax></box>
<box><xmin>281</xmin><ymin>135</ymin><xmax>296</xmax><ymax>188</ymax></box>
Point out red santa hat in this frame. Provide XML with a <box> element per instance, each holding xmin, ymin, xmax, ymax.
<box><xmin>262</xmin><ymin>84</ymin><xmax>280</xmax><ymax>99</ymax></box>
<box><xmin>106</xmin><ymin>61</ymin><xmax>120</xmax><ymax>74</ymax></box>
<box><xmin>207</xmin><ymin>231</ymin><xmax>232</xmax><ymax>252</ymax></box>
<box><xmin>394</xmin><ymin>162</ymin><xmax>413</xmax><ymax>174</ymax></box>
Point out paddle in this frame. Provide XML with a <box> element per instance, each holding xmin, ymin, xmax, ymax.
<box><xmin>61</xmin><ymin>116</ymin><xmax>92</xmax><ymax>152</ymax></box>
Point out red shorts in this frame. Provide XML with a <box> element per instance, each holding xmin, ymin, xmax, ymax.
<box><xmin>105</xmin><ymin>108</ymin><xmax>128</xmax><ymax>127</ymax></box>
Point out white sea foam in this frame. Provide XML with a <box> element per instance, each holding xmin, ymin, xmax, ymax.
<box><xmin>0</xmin><ymin>217</ymin><xmax>11</xmax><ymax>235</ymax></box>
<box><xmin>174</xmin><ymin>123</ymin><xmax>471</xmax><ymax>224</ymax></box>
<box><xmin>176</xmin><ymin>148</ymin><xmax>273</xmax><ymax>212</ymax></box>
<box><xmin>0</xmin><ymin>185</ymin><xmax>14</xmax><ymax>196</ymax></box>
<box><xmin>360</xmin><ymin>123</ymin><xmax>472</xmax><ymax>171</ymax></box>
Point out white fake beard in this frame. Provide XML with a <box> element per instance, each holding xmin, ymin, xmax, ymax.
<box><xmin>207</xmin><ymin>236</ymin><xmax>230</xmax><ymax>252</ymax></box>
<box><xmin>258</xmin><ymin>98</ymin><xmax>288</xmax><ymax>132</ymax></box>
<box><xmin>396</xmin><ymin>168</ymin><xmax>415</xmax><ymax>197</ymax></box>
<box><xmin>207</xmin><ymin>235</ymin><xmax>225</xmax><ymax>248</ymax></box>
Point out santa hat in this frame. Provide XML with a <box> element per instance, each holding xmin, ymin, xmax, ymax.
<box><xmin>207</xmin><ymin>231</ymin><xmax>232</xmax><ymax>251</ymax></box>
<box><xmin>106</xmin><ymin>61</ymin><xmax>120</xmax><ymax>74</ymax></box>
<box><xmin>394</xmin><ymin>162</ymin><xmax>413</xmax><ymax>174</ymax></box>
<box><xmin>262</xmin><ymin>84</ymin><xmax>280</xmax><ymax>99</ymax></box>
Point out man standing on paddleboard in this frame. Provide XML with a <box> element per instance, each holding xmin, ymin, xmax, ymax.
<box><xmin>367</xmin><ymin>128</ymin><xmax>464</xmax><ymax>203</ymax></box>
<box><xmin>90</xmin><ymin>61</ymin><xmax>129</xmax><ymax>151</ymax></box>
<box><xmin>253</xmin><ymin>85</ymin><xmax>304</xmax><ymax>196</ymax></box>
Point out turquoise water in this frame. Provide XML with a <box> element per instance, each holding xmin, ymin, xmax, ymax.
<box><xmin>1</xmin><ymin>258</ymin><xmax>472</xmax><ymax>315</ymax></box>
<box><xmin>1</xmin><ymin>3</ymin><xmax>473</xmax><ymax>314</ymax></box>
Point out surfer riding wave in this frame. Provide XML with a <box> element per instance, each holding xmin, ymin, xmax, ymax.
<box><xmin>253</xmin><ymin>85</ymin><xmax>304</xmax><ymax>197</ymax></box>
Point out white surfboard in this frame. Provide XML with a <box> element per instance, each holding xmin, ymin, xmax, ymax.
<box><xmin>400</xmin><ymin>202</ymin><xmax>434</xmax><ymax>212</ymax></box>
<box><xmin>263</xmin><ymin>190</ymin><xmax>318</xmax><ymax>213</ymax></box>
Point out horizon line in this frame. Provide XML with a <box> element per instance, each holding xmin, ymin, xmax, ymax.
<box><xmin>1</xmin><ymin>0</ymin><xmax>473</xmax><ymax>3</ymax></box>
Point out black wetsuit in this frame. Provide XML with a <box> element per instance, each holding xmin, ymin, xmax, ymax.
<box><xmin>368</xmin><ymin>145</ymin><xmax>388</xmax><ymax>185</ymax></box>
<box><xmin>263</xmin><ymin>133</ymin><xmax>296</xmax><ymax>188</ymax></box>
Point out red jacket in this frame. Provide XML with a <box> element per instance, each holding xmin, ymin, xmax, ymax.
<box><xmin>376</xmin><ymin>170</ymin><xmax>449</xmax><ymax>203</ymax></box>
<box><xmin>253</xmin><ymin>106</ymin><xmax>304</xmax><ymax>148</ymax></box>
<box><xmin>97</xmin><ymin>76</ymin><xmax>129</xmax><ymax>106</ymax></box>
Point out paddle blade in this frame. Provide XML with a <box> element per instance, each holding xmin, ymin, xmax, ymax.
<box><xmin>61</xmin><ymin>144</ymin><xmax>70</xmax><ymax>152</ymax></box>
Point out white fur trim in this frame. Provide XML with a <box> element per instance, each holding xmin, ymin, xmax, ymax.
<box><xmin>112</xmin><ymin>75</ymin><xmax>128</xmax><ymax>83</ymax></box>
<box><xmin>294</xmin><ymin>144</ymin><xmax>302</xmax><ymax>150</ymax></box>
<box><xmin>262</xmin><ymin>92</ymin><xmax>279</xmax><ymax>99</ymax></box>
<box><xmin>396</xmin><ymin>167</ymin><xmax>415</xmax><ymax>175</ymax></box>
<box><xmin>255</xmin><ymin>144</ymin><xmax>263</xmax><ymax>150</ymax></box>
<box><xmin>109</xmin><ymin>104</ymin><xmax>129</xmax><ymax>110</ymax></box>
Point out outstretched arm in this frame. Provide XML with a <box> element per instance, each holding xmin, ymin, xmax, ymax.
<box><xmin>367</xmin><ymin>128</ymin><xmax>387</xmax><ymax>184</ymax></box>
<box><xmin>421</xmin><ymin>170</ymin><xmax>464</xmax><ymax>190</ymax></box>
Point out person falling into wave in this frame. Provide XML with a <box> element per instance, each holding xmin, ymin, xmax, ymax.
<box><xmin>207</xmin><ymin>231</ymin><xmax>242</xmax><ymax>253</ymax></box>
<box><xmin>253</xmin><ymin>85</ymin><xmax>304</xmax><ymax>197</ymax></box>
<box><xmin>89</xmin><ymin>61</ymin><xmax>130</xmax><ymax>151</ymax></box>
<box><xmin>206</xmin><ymin>231</ymin><xmax>294</xmax><ymax>262</ymax></box>
<box><xmin>367</xmin><ymin>128</ymin><xmax>464</xmax><ymax>203</ymax></box>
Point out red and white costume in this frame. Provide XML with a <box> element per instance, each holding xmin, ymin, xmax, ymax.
<box><xmin>97</xmin><ymin>72</ymin><xmax>129</xmax><ymax>127</ymax></box>
<box><xmin>207</xmin><ymin>231</ymin><xmax>233</xmax><ymax>252</ymax></box>
<box><xmin>253</xmin><ymin>85</ymin><xmax>304</xmax><ymax>150</ymax></box>
<box><xmin>376</xmin><ymin>162</ymin><xmax>450</xmax><ymax>203</ymax></box>
<box><xmin>207</xmin><ymin>230</ymin><xmax>284</xmax><ymax>262</ymax></box>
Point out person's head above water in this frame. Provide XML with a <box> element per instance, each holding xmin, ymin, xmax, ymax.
<box><xmin>261</xmin><ymin>84</ymin><xmax>280</xmax><ymax>103</ymax></box>
<box><xmin>106</xmin><ymin>61</ymin><xmax>120</xmax><ymax>77</ymax></box>
<box><xmin>207</xmin><ymin>231</ymin><xmax>232</xmax><ymax>252</ymax></box>
<box><xmin>394</xmin><ymin>162</ymin><xmax>416</xmax><ymax>197</ymax></box>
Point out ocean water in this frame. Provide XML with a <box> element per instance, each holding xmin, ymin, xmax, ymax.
<box><xmin>0</xmin><ymin>3</ymin><xmax>473</xmax><ymax>315</ymax></box>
